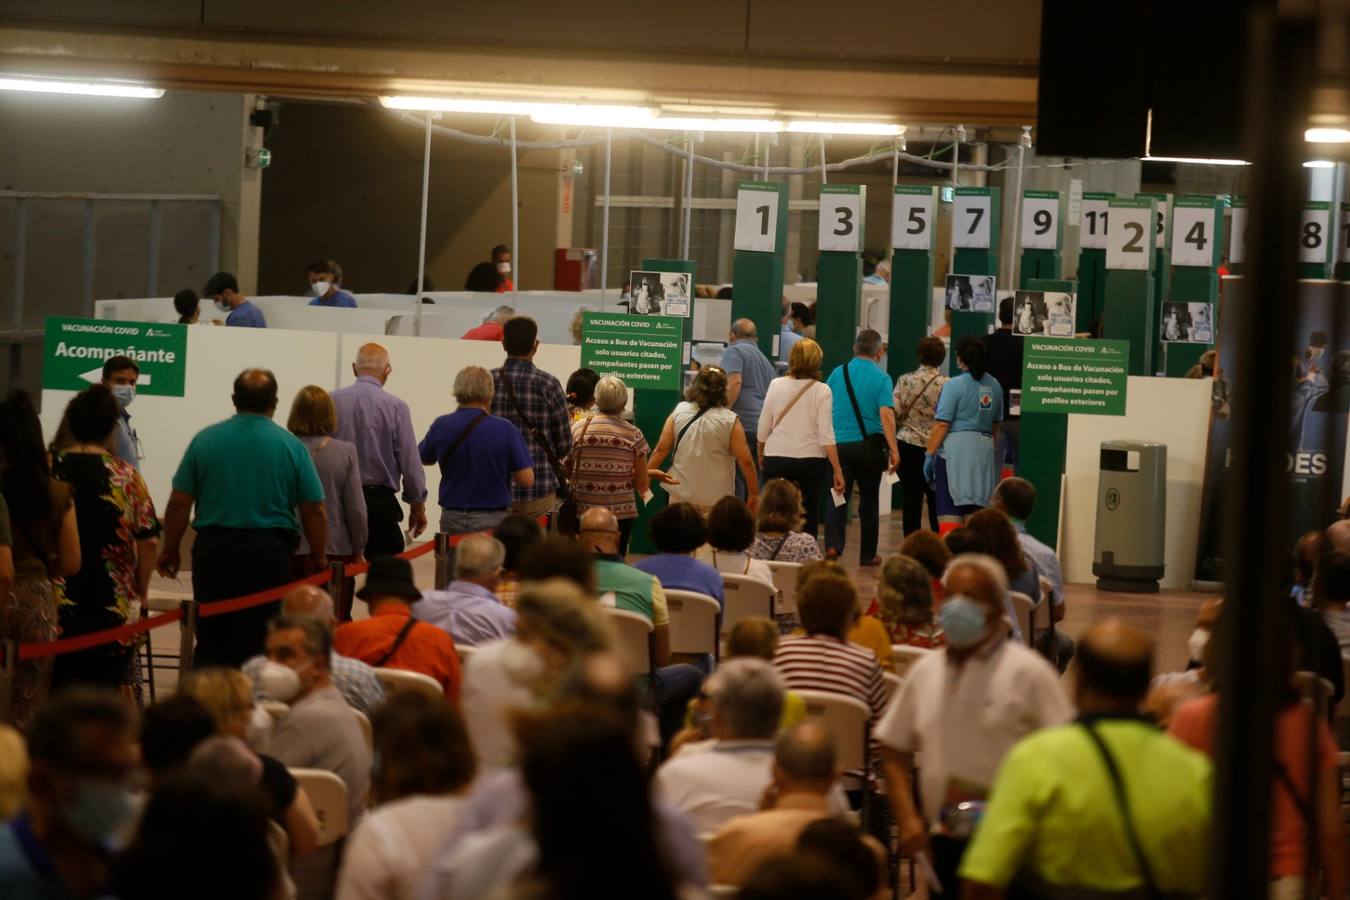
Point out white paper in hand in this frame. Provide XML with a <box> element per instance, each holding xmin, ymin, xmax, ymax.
<box><xmin>885</xmin><ymin>471</ymin><xmax>900</xmax><ymax>486</ymax></box>
<box><xmin>831</xmin><ymin>489</ymin><xmax>847</xmax><ymax>508</ymax></box>
<box><xmin>641</xmin><ymin>490</ymin><xmax>655</xmax><ymax>505</ymax></box>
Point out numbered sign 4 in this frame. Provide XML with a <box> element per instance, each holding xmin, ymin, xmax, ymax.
<box><xmin>1020</xmin><ymin>192</ymin><xmax>1059</xmax><ymax>250</ymax></box>
<box><xmin>1170</xmin><ymin>201</ymin><xmax>1217</xmax><ymax>268</ymax></box>
<box><xmin>819</xmin><ymin>185</ymin><xmax>865</xmax><ymax>253</ymax></box>
<box><xmin>1079</xmin><ymin>194</ymin><xmax>1112</xmax><ymax>250</ymax></box>
<box><xmin>953</xmin><ymin>193</ymin><xmax>993</xmax><ymax>249</ymax></box>
<box><xmin>1229</xmin><ymin>202</ymin><xmax>1247</xmax><ymax>265</ymax></box>
<box><xmin>892</xmin><ymin>187</ymin><xmax>935</xmax><ymax>251</ymax></box>
<box><xmin>1106</xmin><ymin>203</ymin><xmax>1153</xmax><ymax>270</ymax></box>
<box><xmin>1300</xmin><ymin>203</ymin><xmax>1332</xmax><ymax>265</ymax></box>
<box><xmin>734</xmin><ymin>185</ymin><xmax>780</xmax><ymax>253</ymax></box>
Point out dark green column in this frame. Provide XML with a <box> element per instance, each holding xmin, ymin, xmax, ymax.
<box><xmin>815</xmin><ymin>184</ymin><xmax>865</xmax><ymax>377</ymax></box>
<box><xmin>1076</xmin><ymin>191</ymin><xmax>1114</xmax><ymax>332</ymax></box>
<box><xmin>1163</xmin><ymin>194</ymin><xmax>1225</xmax><ymax>377</ymax></box>
<box><xmin>1103</xmin><ymin>196</ymin><xmax>1157</xmax><ymax>376</ymax></box>
<box><xmin>1228</xmin><ymin>197</ymin><xmax>1247</xmax><ymax>276</ymax></box>
<box><xmin>887</xmin><ymin>185</ymin><xmax>938</xmax><ymax>511</ymax></box>
<box><xmin>1137</xmin><ymin>192</ymin><xmax>1172</xmax><ymax>373</ymax></box>
<box><xmin>1337</xmin><ymin>203</ymin><xmax>1350</xmax><ymax>281</ymax></box>
<box><xmin>949</xmin><ymin>186</ymin><xmax>1001</xmax><ymax>375</ymax></box>
<box><xmin>1019</xmin><ymin>190</ymin><xmax>1063</xmax><ymax>288</ymax></box>
<box><xmin>731</xmin><ymin>181</ymin><xmax>790</xmax><ymax>358</ymax></box>
<box><xmin>1018</xmin><ymin>411</ymin><xmax>1068</xmax><ymax>549</ymax></box>
<box><xmin>1300</xmin><ymin>201</ymin><xmax>1333</xmax><ymax>279</ymax></box>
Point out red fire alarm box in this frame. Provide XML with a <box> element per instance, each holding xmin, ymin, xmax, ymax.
<box><xmin>554</xmin><ymin>248</ymin><xmax>597</xmax><ymax>292</ymax></box>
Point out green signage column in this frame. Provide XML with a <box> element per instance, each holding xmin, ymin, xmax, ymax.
<box><xmin>1228</xmin><ymin>197</ymin><xmax>1247</xmax><ymax>276</ymax></box>
<box><xmin>815</xmin><ymin>184</ymin><xmax>865</xmax><ymax>377</ymax></box>
<box><xmin>1075</xmin><ymin>191</ymin><xmax>1114</xmax><ymax>333</ymax></box>
<box><xmin>1019</xmin><ymin>190</ymin><xmax>1063</xmax><ymax>287</ymax></box>
<box><xmin>1103</xmin><ymin>196</ymin><xmax>1157</xmax><ymax>376</ymax></box>
<box><xmin>1137</xmin><ymin>192</ymin><xmax>1172</xmax><ymax>373</ymax></box>
<box><xmin>948</xmin><ymin>186</ymin><xmax>1001</xmax><ymax>375</ymax></box>
<box><xmin>1337</xmin><ymin>203</ymin><xmax>1350</xmax><ymax>281</ymax></box>
<box><xmin>1300</xmin><ymin>201</ymin><xmax>1333</xmax><ymax>279</ymax></box>
<box><xmin>887</xmin><ymin>186</ymin><xmax>938</xmax><ymax>382</ymax></box>
<box><xmin>1162</xmin><ymin>194</ymin><xmax>1225</xmax><ymax>377</ymax></box>
<box><xmin>730</xmin><ymin>181</ymin><xmax>790</xmax><ymax>358</ymax></box>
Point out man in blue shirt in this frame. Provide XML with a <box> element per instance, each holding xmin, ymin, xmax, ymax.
<box><xmin>204</xmin><ymin>271</ymin><xmax>267</xmax><ymax>327</ymax></box>
<box><xmin>100</xmin><ymin>355</ymin><xmax>141</xmax><ymax>470</ymax></box>
<box><xmin>307</xmin><ymin>258</ymin><xmax>358</xmax><ymax>308</ymax></box>
<box><xmin>414</xmin><ymin>533</ymin><xmax>518</xmax><ymax>646</ymax></box>
<box><xmin>778</xmin><ymin>298</ymin><xmax>803</xmax><ymax>363</ymax></box>
<box><xmin>992</xmin><ymin>477</ymin><xmax>1075</xmax><ymax>671</ymax></box>
<box><xmin>720</xmin><ymin>318</ymin><xmax>776</xmax><ymax>498</ymax></box>
<box><xmin>824</xmin><ymin>329</ymin><xmax>899</xmax><ymax>566</ymax></box>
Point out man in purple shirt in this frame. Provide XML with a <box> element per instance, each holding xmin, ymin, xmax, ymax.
<box><xmin>332</xmin><ymin>342</ymin><xmax>428</xmax><ymax>558</ymax></box>
<box><xmin>413</xmin><ymin>534</ymin><xmax>517</xmax><ymax>646</ymax></box>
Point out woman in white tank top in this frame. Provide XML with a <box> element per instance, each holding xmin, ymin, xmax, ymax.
<box><xmin>648</xmin><ymin>366</ymin><xmax>759</xmax><ymax>515</ymax></box>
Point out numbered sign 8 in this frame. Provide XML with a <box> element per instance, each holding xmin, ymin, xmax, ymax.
<box><xmin>818</xmin><ymin>186</ymin><xmax>864</xmax><ymax>253</ymax></box>
<box><xmin>891</xmin><ymin>188</ymin><xmax>934</xmax><ymax>251</ymax></box>
<box><xmin>1300</xmin><ymin>203</ymin><xmax>1332</xmax><ymax>265</ymax></box>
<box><xmin>1153</xmin><ymin>199</ymin><xmax>1169</xmax><ymax>250</ymax></box>
<box><xmin>733</xmin><ymin>186</ymin><xmax>780</xmax><ymax>253</ymax></box>
<box><xmin>1170</xmin><ymin>203</ymin><xmax>1216</xmax><ymax>268</ymax></box>
<box><xmin>953</xmin><ymin>193</ymin><xmax>993</xmax><ymax>249</ymax></box>
<box><xmin>1229</xmin><ymin>203</ymin><xmax>1247</xmax><ymax>265</ymax></box>
<box><xmin>1106</xmin><ymin>204</ymin><xmax>1153</xmax><ymax>270</ymax></box>
<box><xmin>1079</xmin><ymin>195</ymin><xmax>1112</xmax><ymax>250</ymax></box>
<box><xmin>1020</xmin><ymin>192</ymin><xmax>1059</xmax><ymax>250</ymax></box>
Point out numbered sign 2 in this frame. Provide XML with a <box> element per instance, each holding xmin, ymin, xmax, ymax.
<box><xmin>1106</xmin><ymin>203</ymin><xmax>1153</xmax><ymax>270</ymax></box>
<box><xmin>734</xmin><ymin>185</ymin><xmax>780</xmax><ymax>253</ymax></box>
<box><xmin>818</xmin><ymin>185</ymin><xmax>865</xmax><ymax>253</ymax></box>
<box><xmin>1079</xmin><ymin>194</ymin><xmax>1112</xmax><ymax>250</ymax></box>
<box><xmin>1170</xmin><ymin>201</ymin><xmax>1217</xmax><ymax>268</ymax></box>
<box><xmin>1300</xmin><ymin>203</ymin><xmax>1332</xmax><ymax>265</ymax></box>
<box><xmin>1020</xmin><ymin>192</ymin><xmax>1059</xmax><ymax>250</ymax></box>
<box><xmin>892</xmin><ymin>187</ymin><xmax>935</xmax><ymax>251</ymax></box>
<box><xmin>953</xmin><ymin>192</ymin><xmax>992</xmax><ymax>249</ymax></box>
<box><xmin>1229</xmin><ymin>202</ymin><xmax>1247</xmax><ymax>265</ymax></box>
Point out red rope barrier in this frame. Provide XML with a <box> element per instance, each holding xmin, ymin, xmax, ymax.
<box><xmin>18</xmin><ymin>609</ymin><xmax>183</xmax><ymax>661</ymax></box>
<box><xmin>343</xmin><ymin>539</ymin><xmax>438</xmax><ymax>578</ymax></box>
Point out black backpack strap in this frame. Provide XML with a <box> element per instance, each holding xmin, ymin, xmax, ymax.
<box><xmin>500</xmin><ymin>371</ymin><xmax>567</xmax><ymax>483</ymax></box>
<box><xmin>841</xmin><ymin>361</ymin><xmax>870</xmax><ymax>439</ymax></box>
<box><xmin>373</xmin><ymin>616</ymin><xmax>419</xmax><ymax>668</ymax></box>
<box><xmin>674</xmin><ymin>406</ymin><xmax>710</xmax><ymax>453</ymax></box>
<box><xmin>1079</xmin><ymin>722</ymin><xmax>1162</xmax><ymax>900</ymax></box>
<box><xmin>442</xmin><ymin>411</ymin><xmax>488</xmax><ymax>466</ymax></box>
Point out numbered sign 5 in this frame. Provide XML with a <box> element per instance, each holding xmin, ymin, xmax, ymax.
<box><xmin>953</xmin><ymin>193</ymin><xmax>992</xmax><ymax>249</ymax></box>
<box><xmin>1229</xmin><ymin>203</ymin><xmax>1247</xmax><ymax>265</ymax></box>
<box><xmin>1170</xmin><ymin>204</ymin><xmax>1216</xmax><ymax>268</ymax></box>
<box><xmin>1153</xmin><ymin>200</ymin><xmax>1169</xmax><ymax>250</ymax></box>
<box><xmin>1079</xmin><ymin>195</ymin><xmax>1111</xmax><ymax>250</ymax></box>
<box><xmin>1020</xmin><ymin>193</ymin><xmax>1059</xmax><ymax>250</ymax></box>
<box><xmin>734</xmin><ymin>187</ymin><xmax>780</xmax><ymax>253</ymax></box>
<box><xmin>892</xmin><ymin>189</ymin><xmax>935</xmax><ymax>251</ymax></box>
<box><xmin>1106</xmin><ymin>205</ymin><xmax>1153</xmax><ymax>270</ymax></box>
<box><xmin>1300</xmin><ymin>204</ymin><xmax>1332</xmax><ymax>265</ymax></box>
<box><xmin>818</xmin><ymin>186</ymin><xmax>865</xmax><ymax>253</ymax></box>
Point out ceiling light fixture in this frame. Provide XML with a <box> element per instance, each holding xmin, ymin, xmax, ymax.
<box><xmin>1303</xmin><ymin>159</ymin><xmax>1336</xmax><ymax>169</ymax></box>
<box><xmin>0</xmin><ymin>76</ymin><xmax>164</xmax><ymax>99</ymax></box>
<box><xmin>1305</xmin><ymin>127</ymin><xmax>1350</xmax><ymax>143</ymax></box>
<box><xmin>647</xmin><ymin>117</ymin><xmax>784</xmax><ymax>133</ymax></box>
<box><xmin>786</xmin><ymin>120</ymin><xmax>903</xmax><ymax>136</ymax></box>
<box><xmin>1141</xmin><ymin>155</ymin><xmax>1250</xmax><ymax>166</ymax></box>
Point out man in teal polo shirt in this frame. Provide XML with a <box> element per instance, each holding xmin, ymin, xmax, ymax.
<box><xmin>158</xmin><ymin>369</ymin><xmax>327</xmax><ymax>667</ymax></box>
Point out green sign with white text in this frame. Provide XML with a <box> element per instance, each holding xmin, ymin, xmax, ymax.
<box><xmin>1021</xmin><ymin>338</ymin><xmax>1129</xmax><ymax>416</ymax></box>
<box><xmin>43</xmin><ymin>317</ymin><xmax>188</xmax><ymax>397</ymax></box>
<box><xmin>580</xmin><ymin>312</ymin><xmax>683</xmax><ymax>391</ymax></box>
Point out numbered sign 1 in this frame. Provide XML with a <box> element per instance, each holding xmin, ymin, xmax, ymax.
<box><xmin>1170</xmin><ymin>198</ymin><xmax>1218</xmax><ymax>268</ymax></box>
<box><xmin>818</xmin><ymin>184</ymin><xmax>865</xmax><ymax>253</ymax></box>
<box><xmin>1300</xmin><ymin>202</ymin><xmax>1332</xmax><ymax>265</ymax></box>
<box><xmin>733</xmin><ymin>184</ymin><xmax>780</xmax><ymax>253</ymax></box>
<box><xmin>1020</xmin><ymin>191</ymin><xmax>1059</xmax><ymax>250</ymax></box>
<box><xmin>1229</xmin><ymin>200</ymin><xmax>1247</xmax><ymax>265</ymax></box>
<box><xmin>1105</xmin><ymin>200</ymin><xmax>1154</xmax><ymax>270</ymax></box>
<box><xmin>953</xmin><ymin>190</ymin><xmax>993</xmax><ymax>249</ymax></box>
<box><xmin>892</xmin><ymin>185</ymin><xmax>936</xmax><ymax>251</ymax></box>
<box><xmin>1079</xmin><ymin>192</ymin><xmax>1114</xmax><ymax>250</ymax></box>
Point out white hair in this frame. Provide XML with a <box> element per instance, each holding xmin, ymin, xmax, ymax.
<box><xmin>453</xmin><ymin>366</ymin><xmax>495</xmax><ymax>405</ymax></box>
<box><xmin>354</xmin><ymin>342</ymin><xmax>390</xmax><ymax>374</ymax></box>
<box><xmin>594</xmin><ymin>375</ymin><xmax>628</xmax><ymax>415</ymax></box>
<box><xmin>455</xmin><ymin>534</ymin><xmax>506</xmax><ymax>579</ymax></box>
<box><xmin>942</xmin><ymin>553</ymin><xmax>1010</xmax><ymax>600</ymax></box>
<box><xmin>486</xmin><ymin>305</ymin><xmax>516</xmax><ymax>325</ymax></box>
<box><xmin>704</xmin><ymin>658</ymin><xmax>785</xmax><ymax>740</ymax></box>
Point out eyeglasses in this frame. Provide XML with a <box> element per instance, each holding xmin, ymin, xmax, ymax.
<box><xmin>580</xmin><ymin>528</ymin><xmax>621</xmax><ymax>535</ymax></box>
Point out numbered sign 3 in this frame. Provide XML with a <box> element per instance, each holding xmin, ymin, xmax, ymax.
<box><xmin>1021</xmin><ymin>191</ymin><xmax>1059</xmax><ymax>250</ymax></box>
<box><xmin>892</xmin><ymin>186</ymin><xmax>935</xmax><ymax>251</ymax></box>
<box><xmin>1300</xmin><ymin>203</ymin><xmax>1332</xmax><ymax>265</ymax></box>
<box><xmin>1170</xmin><ymin>200</ymin><xmax>1217</xmax><ymax>268</ymax></box>
<box><xmin>1229</xmin><ymin>201</ymin><xmax>1247</xmax><ymax>265</ymax></box>
<box><xmin>953</xmin><ymin>192</ymin><xmax>993</xmax><ymax>249</ymax></box>
<box><xmin>819</xmin><ymin>185</ymin><xmax>865</xmax><ymax>253</ymax></box>
<box><xmin>1153</xmin><ymin>199</ymin><xmax>1169</xmax><ymax>250</ymax></box>
<box><xmin>1106</xmin><ymin>202</ymin><xmax>1153</xmax><ymax>270</ymax></box>
<box><xmin>1079</xmin><ymin>193</ymin><xmax>1113</xmax><ymax>250</ymax></box>
<box><xmin>734</xmin><ymin>185</ymin><xmax>780</xmax><ymax>253</ymax></box>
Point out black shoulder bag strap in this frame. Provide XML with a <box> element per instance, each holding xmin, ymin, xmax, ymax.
<box><xmin>500</xmin><ymin>371</ymin><xmax>567</xmax><ymax>483</ymax></box>
<box><xmin>1080</xmin><ymin>722</ymin><xmax>1162</xmax><ymax>900</ymax></box>
<box><xmin>674</xmin><ymin>406</ymin><xmax>710</xmax><ymax>453</ymax></box>
<box><xmin>769</xmin><ymin>534</ymin><xmax>790</xmax><ymax>561</ymax></box>
<box><xmin>442</xmin><ymin>411</ymin><xmax>488</xmax><ymax>466</ymax></box>
<box><xmin>373</xmin><ymin>617</ymin><xmax>419</xmax><ymax>667</ymax></box>
<box><xmin>841</xmin><ymin>361</ymin><xmax>871</xmax><ymax>438</ymax></box>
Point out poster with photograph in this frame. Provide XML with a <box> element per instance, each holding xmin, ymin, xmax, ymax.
<box><xmin>628</xmin><ymin>270</ymin><xmax>692</xmax><ymax>318</ymax></box>
<box><xmin>1159</xmin><ymin>302</ymin><xmax>1214</xmax><ymax>344</ymax></box>
<box><xmin>1012</xmin><ymin>290</ymin><xmax>1076</xmax><ymax>337</ymax></box>
<box><xmin>944</xmin><ymin>274</ymin><xmax>996</xmax><ymax>313</ymax></box>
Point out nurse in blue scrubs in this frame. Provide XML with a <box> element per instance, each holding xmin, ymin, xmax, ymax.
<box><xmin>923</xmin><ymin>337</ymin><xmax>1004</xmax><ymax>533</ymax></box>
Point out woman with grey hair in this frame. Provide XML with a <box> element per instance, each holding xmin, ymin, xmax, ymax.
<box><xmin>419</xmin><ymin>365</ymin><xmax>536</xmax><ymax>535</ymax></box>
<box><xmin>563</xmin><ymin>374</ymin><xmax>650</xmax><ymax>556</ymax></box>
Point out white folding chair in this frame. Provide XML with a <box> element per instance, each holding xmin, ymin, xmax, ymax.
<box><xmin>373</xmin><ymin>667</ymin><xmax>444</xmax><ymax>701</ymax></box>
<box><xmin>455</xmin><ymin>643</ymin><xmax>476</xmax><ymax>666</ymax></box>
<box><xmin>602</xmin><ymin>607</ymin><xmax>655</xmax><ymax>679</ymax></box>
<box><xmin>1010</xmin><ymin>591</ymin><xmax>1035</xmax><ymax>645</ymax></box>
<box><xmin>794</xmin><ymin>688</ymin><xmax>874</xmax><ymax>827</ymax></box>
<box><xmin>289</xmin><ymin>768</ymin><xmax>349</xmax><ymax>846</ymax></box>
<box><xmin>890</xmin><ymin>644</ymin><xmax>935</xmax><ymax>678</ymax></box>
<box><xmin>881</xmin><ymin>671</ymin><xmax>903</xmax><ymax>703</ymax></box>
<box><xmin>352</xmin><ymin>708</ymin><xmax>373</xmax><ymax>755</ymax></box>
<box><xmin>765</xmin><ymin>561</ymin><xmax>802</xmax><ymax>618</ymax></box>
<box><xmin>665</xmin><ymin>589</ymin><xmax>722</xmax><ymax>659</ymax></box>
<box><xmin>720</xmin><ymin>574</ymin><xmax>777</xmax><ymax>643</ymax></box>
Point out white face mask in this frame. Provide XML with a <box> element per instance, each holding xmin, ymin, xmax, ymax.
<box><xmin>258</xmin><ymin>659</ymin><xmax>308</xmax><ymax>702</ymax></box>
<box><xmin>245</xmin><ymin>705</ymin><xmax>274</xmax><ymax>750</ymax></box>
<box><xmin>1187</xmin><ymin>628</ymin><xmax>1210</xmax><ymax>664</ymax></box>
<box><xmin>214</xmin><ymin>298</ymin><xmax>231</xmax><ymax>313</ymax></box>
<box><xmin>496</xmin><ymin>261</ymin><xmax>511</xmax><ymax>275</ymax></box>
<box><xmin>311</xmin><ymin>281</ymin><xmax>332</xmax><ymax>298</ymax></box>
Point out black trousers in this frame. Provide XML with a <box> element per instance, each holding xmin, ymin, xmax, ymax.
<box><xmin>51</xmin><ymin>641</ymin><xmax>132</xmax><ymax>692</ymax></box>
<box><xmin>362</xmin><ymin>485</ymin><xmax>405</xmax><ymax>558</ymax></box>
<box><xmin>618</xmin><ymin>517</ymin><xmax>635</xmax><ymax>558</ymax></box>
<box><xmin>930</xmin><ymin>835</ymin><xmax>971</xmax><ymax>898</ymax></box>
<box><xmin>898</xmin><ymin>441</ymin><xmax>938</xmax><ymax>534</ymax></box>
<box><xmin>192</xmin><ymin>527</ymin><xmax>295</xmax><ymax>668</ymax></box>
<box><xmin>824</xmin><ymin>441</ymin><xmax>883</xmax><ymax>562</ymax></box>
<box><xmin>762</xmin><ymin>455</ymin><xmax>829</xmax><ymax>537</ymax></box>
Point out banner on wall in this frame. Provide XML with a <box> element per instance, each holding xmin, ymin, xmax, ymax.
<box><xmin>1193</xmin><ymin>279</ymin><xmax>1349</xmax><ymax>584</ymax></box>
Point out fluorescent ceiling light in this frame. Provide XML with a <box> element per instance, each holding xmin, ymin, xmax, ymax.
<box><xmin>787</xmin><ymin>120</ymin><xmax>902</xmax><ymax>136</ymax></box>
<box><xmin>0</xmin><ymin>76</ymin><xmax>163</xmax><ymax>99</ymax></box>
<box><xmin>1303</xmin><ymin>159</ymin><xmax>1336</xmax><ymax>169</ymax></box>
<box><xmin>1305</xmin><ymin>127</ymin><xmax>1350</xmax><ymax>143</ymax></box>
<box><xmin>529</xmin><ymin>106</ymin><xmax>658</xmax><ymax>128</ymax></box>
<box><xmin>1142</xmin><ymin>155</ymin><xmax>1249</xmax><ymax>166</ymax></box>
<box><xmin>647</xmin><ymin>117</ymin><xmax>784</xmax><ymax>133</ymax></box>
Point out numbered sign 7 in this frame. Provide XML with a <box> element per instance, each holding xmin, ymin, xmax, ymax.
<box><xmin>953</xmin><ymin>193</ymin><xmax>992</xmax><ymax>249</ymax></box>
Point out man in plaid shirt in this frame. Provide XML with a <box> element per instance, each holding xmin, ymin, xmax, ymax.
<box><xmin>491</xmin><ymin>316</ymin><xmax>573</xmax><ymax>520</ymax></box>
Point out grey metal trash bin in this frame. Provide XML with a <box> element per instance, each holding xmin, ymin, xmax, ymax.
<box><xmin>1093</xmin><ymin>440</ymin><xmax>1166</xmax><ymax>593</ymax></box>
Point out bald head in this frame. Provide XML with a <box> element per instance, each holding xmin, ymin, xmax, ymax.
<box><xmin>1326</xmin><ymin>520</ymin><xmax>1350</xmax><ymax>554</ymax></box>
<box><xmin>232</xmin><ymin>368</ymin><xmax>278</xmax><ymax>415</ymax></box>
<box><xmin>577</xmin><ymin>507</ymin><xmax>621</xmax><ymax>555</ymax></box>
<box><xmin>354</xmin><ymin>343</ymin><xmax>392</xmax><ymax>383</ymax></box>
<box><xmin>943</xmin><ymin>555</ymin><xmax>1008</xmax><ymax>617</ymax></box>
<box><xmin>1075</xmin><ymin>617</ymin><xmax>1153</xmax><ymax>712</ymax></box>
<box><xmin>281</xmin><ymin>585</ymin><xmax>336</xmax><ymax>632</ymax></box>
<box><xmin>774</xmin><ymin>721</ymin><xmax>837</xmax><ymax>794</ymax></box>
<box><xmin>730</xmin><ymin>318</ymin><xmax>758</xmax><ymax>341</ymax></box>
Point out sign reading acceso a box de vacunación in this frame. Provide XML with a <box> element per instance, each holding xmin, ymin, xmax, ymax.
<box><xmin>1020</xmin><ymin>338</ymin><xmax>1129</xmax><ymax>416</ymax></box>
<box><xmin>43</xmin><ymin>317</ymin><xmax>188</xmax><ymax>397</ymax></box>
<box><xmin>580</xmin><ymin>312</ymin><xmax>683</xmax><ymax>391</ymax></box>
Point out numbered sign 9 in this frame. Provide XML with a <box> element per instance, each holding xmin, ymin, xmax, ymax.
<box><xmin>1105</xmin><ymin>203</ymin><xmax>1153</xmax><ymax>270</ymax></box>
<box><xmin>891</xmin><ymin>187</ymin><xmax>935</xmax><ymax>251</ymax></box>
<box><xmin>1079</xmin><ymin>193</ymin><xmax>1112</xmax><ymax>250</ymax></box>
<box><xmin>1170</xmin><ymin>201</ymin><xmax>1217</xmax><ymax>267</ymax></box>
<box><xmin>953</xmin><ymin>192</ymin><xmax>993</xmax><ymax>249</ymax></box>
<box><xmin>1300</xmin><ymin>203</ymin><xmax>1332</xmax><ymax>265</ymax></box>
<box><xmin>1020</xmin><ymin>191</ymin><xmax>1059</xmax><ymax>250</ymax></box>
<box><xmin>1229</xmin><ymin>202</ymin><xmax>1247</xmax><ymax>265</ymax></box>
<box><xmin>733</xmin><ymin>185</ymin><xmax>780</xmax><ymax>253</ymax></box>
<box><xmin>818</xmin><ymin>185</ymin><xmax>865</xmax><ymax>253</ymax></box>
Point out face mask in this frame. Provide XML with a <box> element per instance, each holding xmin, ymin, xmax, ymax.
<box><xmin>214</xmin><ymin>298</ymin><xmax>231</xmax><ymax>314</ymax></box>
<box><xmin>64</xmin><ymin>779</ymin><xmax>134</xmax><ymax>845</ymax></box>
<box><xmin>258</xmin><ymin>659</ymin><xmax>308</xmax><ymax>702</ymax></box>
<box><xmin>1187</xmin><ymin>628</ymin><xmax>1210</xmax><ymax>664</ymax></box>
<box><xmin>311</xmin><ymin>281</ymin><xmax>332</xmax><ymax>298</ymax></box>
<box><xmin>110</xmin><ymin>384</ymin><xmax>135</xmax><ymax>408</ymax></box>
<box><xmin>939</xmin><ymin>595</ymin><xmax>990</xmax><ymax>649</ymax></box>
<box><xmin>245</xmin><ymin>705</ymin><xmax>274</xmax><ymax>750</ymax></box>
<box><xmin>496</xmin><ymin>261</ymin><xmax>511</xmax><ymax>275</ymax></box>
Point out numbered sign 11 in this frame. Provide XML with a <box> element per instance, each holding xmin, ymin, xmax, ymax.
<box><xmin>1229</xmin><ymin>199</ymin><xmax>1247</xmax><ymax>265</ymax></box>
<box><xmin>953</xmin><ymin>188</ymin><xmax>993</xmax><ymax>249</ymax></box>
<box><xmin>733</xmin><ymin>182</ymin><xmax>781</xmax><ymax>253</ymax></box>
<box><xmin>818</xmin><ymin>184</ymin><xmax>865</xmax><ymax>253</ymax></box>
<box><xmin>1078</xmin><ymin>192</ymin><xmax>1114</xmax><ymax>250</ymax></box>
<box><xmin>1170</xmin><ymin>197</ymin><xmax>1219</xmax><ymax>268</ymax></box>
<box><xmin>1020</xmin><ymin>190</ymin><xmax>1059</xmax><ymax>250</ymax></box>
<box><xmin>1105</xmin><ymin>198</ymin><xmax>1155</xmax><ymax>271</ymax></box>
<box><xmin>892</xmin><ymin>185</ymin><xmax>937</xmax><ymax>252</ymax></box>
<box><xmin>1300</xmin><ymin>202</ymin><xmax>1332</xmax><ymax>265</ymax></box>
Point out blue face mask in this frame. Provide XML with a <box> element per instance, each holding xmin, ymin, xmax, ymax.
<box><xmin>110</xmin><ymin>384</ymin><xmax>135</xmax><ymax>408</ymax></box>
<box><xmin>64</xmin><ymin>779</ymin><xmax>134</xmax><ymax>845</ymax></box>
<box><xmin>939</xmin><ymin>595</ymin><xmax>989</xmax><ymax>649</ymax></box>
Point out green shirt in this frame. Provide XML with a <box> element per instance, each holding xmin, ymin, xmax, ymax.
<box><xmin>960</xmin><ymin>719</ymin><xmax>1211</xmax><ymax>896</ymax></box>
<box><xmin>172</xmin><ymin>414</ymin><xmax>324</xmax><ymax>532</ymax></box>
<box><xmin>594</xmin><ymin>556</ymin><xmax>668</xmax><ymax>626</ymax></box>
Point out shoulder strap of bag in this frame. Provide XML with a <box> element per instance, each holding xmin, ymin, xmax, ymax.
<box><xmin>841</xmin><ymin>361</ymin><xmax>871</xmax><ymax>438</ymax></box>
<box><xmin>566</xmin><ymin>416</ymin><xmax>595</xmax><ymax>480</ymax></box>
<box><xmin>897</xmin><ymin>372</ymin><xmax>943</xmax><ymax>427</ymax></box>
<box><xmin>674</xmin><ymin>406</ymin><xmax>710</xmax><ymax>452</ymax></box>
<box><xmin>1273</xmin><ymin>758</ymin><xmax>1317</xmax><ymax>827</ymax></box>
<box><xmin>763</xmin><ymin>379</ymin><xmax>817</xmax><ymax>443</ymax></box>
<box><xmin>442</xmin><ymin>411</ymin><xmax>488</xmax><ymax>466</ymax></box>
<box><xmin>373</xmin><ymin>616</ymin><xmax>419</xmax><ymax>667</ymax></box>
<box><xmin>501</xmin><ymin>371</ymin><xmax>566</xmax><ymax>479</ymax></box>
<box><xmin>769</xmin><ymin>534</ymin><xmax>791</xmax><ymax>561</ymax></box>
<box><xmin>1079</xmin><ymin>722</ymin><xmax>1162</xmax><ymax>900</ymax></box>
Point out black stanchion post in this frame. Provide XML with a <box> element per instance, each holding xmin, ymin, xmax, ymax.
<box><xmin>0</xmin><ymin>639</ymin><xmax>15</xmax><ymax>724</ymax></box>
<box><xmin>434</xmin><ymin>533</ymin><xmax>452</xmax><ymax>591</ymax></box>
<box><xmin>327</xmin><ymin>561</ymin><xmax>345</xmax><ymax>599</ymax></box>
<box><xmin>178</xmin><ymin>599</ymin><xmax>198</xmax><ymax>677</ymax></box>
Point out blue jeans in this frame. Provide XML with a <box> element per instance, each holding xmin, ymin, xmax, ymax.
<box><xmin>652</xmin><ymin>661</ymin><xmax>708</xmax><ymax>747</ymax></box>
<box><xmin>439</xmin><ymin>508</ymin><xmax>508</xmax><ymax>535</ymax></box>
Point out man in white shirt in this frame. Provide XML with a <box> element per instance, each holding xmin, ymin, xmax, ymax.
<box><xmin>414</xmin><ymin>534</ymin><xmax>517</xmax><ymax>647</ymax></box>
<box><xmin>877</xmin><ymin>554</ymin><xmax>1074</xmax><ymax>896</ymax></box>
